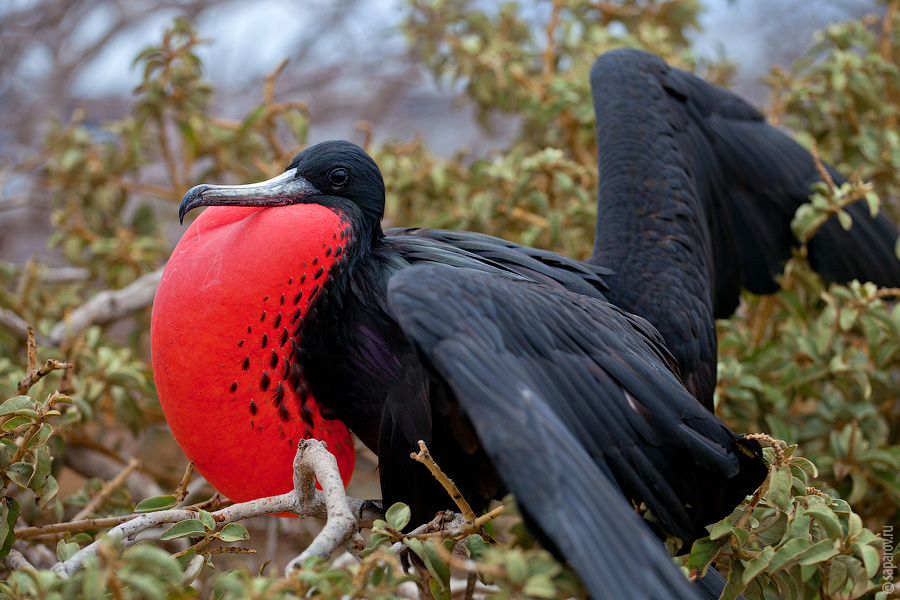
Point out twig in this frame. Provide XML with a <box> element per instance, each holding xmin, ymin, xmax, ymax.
<box><xmin>387</xmin><ymin>506</ymin><xmax>505</xmax><ymax>556</ymax></box>
<box><xmin>71</xmin><ymin>458</ymin><xmax>140</xmax><ymax>522</ymax></box>
<box><xmin>411</xmin><ymin>440</ymin><xmax>476</xmax><ymax>523</ymax></box>
<box><xmin>17</xmin><ymin>332</ymin><xmax>73</xmax><ymax>394</ymax></box>
<box><xmin>744</xmin><ymin>433</ymin><xmax>786</xmax><ymax>467</ymax></box>
<box><xmin>110</xmin><ymin>178</ymin><xmax>180</xmax><ymax>203</ymax></box>
<box><xmin>174</xmin><ymin>462</ymin><xmax>194</xmax><ymax>502</ymax></box>
<box><xmin>541</xmin><ymin>0</ymin><xmax>563</xmax><ymax>86</ymax></box>
<box><xmin>809</xmin><ymin>140</ymin><xmax>837</xmax><ymax>196</ymax></box>
<box><xmin>16</xmin><ymin>359</ymin><xmax>73</xmax><ymax>395</ymax></box>
<box><xmin>157</xmin><ymin>116</ymin><xmax>184</xmax><ymax>194</ymax></box>
<box><xmin>49</xmin><ymin>268</ymin><xmax>163</xmax><ymax>345</ymax></box>
<box><xmin>25</xmin><ymin>326</ymin><xmax>37</xmax><ymax>371</ymax></box>
<box><xmin>15</xmin><ymin>515</ymin><xmax>140</xmax><ymax>540</ymax></box>
<box><xmin>464</xmin><ymin>571</ymin><xmax>477</xmax><ymax>600</ymax></box>
<box><xmin>733</xmin><ymin>434</ymin><xmax>785</xmax><ymax>531</ymax></box>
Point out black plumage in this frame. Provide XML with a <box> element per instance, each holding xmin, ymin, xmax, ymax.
<box><xmin>388</xmin><ymin>264</ymin><xmax>763</xmax><ymax>599</ymax></box>
<box><xmin>589</xmin><ymin>49</ymin><xmax>900</xmax><ymax>409</ymax></box>
<box><xmin>174</xmin><ymin>49</ymin><xmax>900</xmax><ymax>600</ymax></box>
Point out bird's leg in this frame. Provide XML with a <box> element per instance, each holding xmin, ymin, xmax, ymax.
<box><xmin>358</xmin><ymin>498</ymin><xmax>384</xmax><ymax>521</ymax></box>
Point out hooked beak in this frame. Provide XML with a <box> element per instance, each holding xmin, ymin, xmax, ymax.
<box><xmin>178</xmin><ymin>168</ymin><xmax>319</xmax><ymax>224</ymax></box>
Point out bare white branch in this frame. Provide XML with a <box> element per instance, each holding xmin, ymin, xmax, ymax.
<box><xmin>285</xmin><ymin>439</ymin><xmax>365</xmax><ymax>573</ymax></box>
<box><xmin>48</xmin><ymin>438</ymin><xmax>380</xmax><ymax>578</ymax></box>
<box><xmin>49</xmin><ymin>268</ymin><xmax>163</xmax><ymax>345</ymax></box>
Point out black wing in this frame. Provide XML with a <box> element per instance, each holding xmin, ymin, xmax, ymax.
<box><xmin>385</xmin><ymin>227</ymin><xmax>611</xmax><ymax>299</ymax></box>
<box><xmin>591</xmin><ymin>48</ymin><xmax>900</xmax><ymax>319</ymax></box>
<box><xmin>387</xmin><ymin>264</ymin><xmax>765</xmax><ymax>600</ymax></box>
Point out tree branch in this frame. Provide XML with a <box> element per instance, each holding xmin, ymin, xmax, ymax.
<box><xmin>0</xmin><ymin>307</ymin><xmax>51</xmax><ymax>346</ymax></box>
<box><xmin>3</xmin><ymin>549</ymin><xmax>35</xmax><ymax>571</ymax></box>
<box><xmin>49</xmin><ymin>268</ymin><xmax>163</xmax><ymax>345</ymax></box>
<box><xmin>285</xmin><ymin>439</ymin><xmax>366</xmax><ymax>571</ymax></box>
<box><xmin>48</xmin><ymin>439</ymin><xmax>382</xmax><ymax>578</ymax></box>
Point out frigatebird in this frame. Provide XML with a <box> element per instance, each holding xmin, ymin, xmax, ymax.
<box><xmin>151</xmin><ymin>49</ymin><xmax>900</xmax><ymax>599</ymax></box>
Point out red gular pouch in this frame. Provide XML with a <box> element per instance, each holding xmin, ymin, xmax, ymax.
<box><xmin>151</xmin><ymin>204</ymin><xmax>356</xmax><ymax>508</ymax></box>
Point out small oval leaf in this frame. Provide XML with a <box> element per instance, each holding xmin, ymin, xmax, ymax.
<box><xmin>218</xmin><ymin>523</ymin><xmax>250</xmax><ymax>543</ymax></box>
<box><xmin>160</xmin><ymin>519</ymin><xmax>207</xmax><ymax>541</ymax></box>
<box><xmin>134</xmin><ymin>495</ymin><xmax>178</xmax><ymax>513</ymax></box>
<box><xmin>385</xmin><ymin>502</ymin><xmax>411</xmax><ymax>531</ymax></box>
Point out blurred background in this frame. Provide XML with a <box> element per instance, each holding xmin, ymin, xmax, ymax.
<box><xmin>0</xmin><ymin>0</ymin><xmax>882</xmax><ymax>263</ymax></box>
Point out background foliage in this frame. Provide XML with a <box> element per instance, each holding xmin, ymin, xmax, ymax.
<box><xmin>0</xmin><ymin>1</ymin><xmax>897</xmax><ymax>599</ymax></box>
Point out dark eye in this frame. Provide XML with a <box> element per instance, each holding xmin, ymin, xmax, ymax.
<box><xmin>327</xmin><ymin>167</ymin><xmax>349</xmax><ymax>187</ymax></box>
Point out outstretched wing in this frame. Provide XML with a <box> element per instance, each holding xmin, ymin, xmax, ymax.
<box><xmin>591</xmin><ymin>49</ymin><xmax>900</xmax><ymax>319</ymax></box>
<box><xmin>387</xmin><ymin>264</ymin><xmax>765</xmax><ymax>600</ymax></box>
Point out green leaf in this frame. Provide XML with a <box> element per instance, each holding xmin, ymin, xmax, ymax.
<box><xmin>837</xmin><ymin>209</ymin><xmax>853</xmax><ymax>231</ymax></box>
<box><xmin>771</xmin><ymin>568</ymin><xmax>800</xmax><ymax>600</ymax></box>
<box><xmin>0</xmin><ymin>497</ymin><xmax>21</xmax><ymax>559</ymax></box>
<box><xmin>854</xmin><ymin>542</ymin><xmax>880</xmax><ymax>578</ymax></box>
<box><xmin>505</xmin><ymin>550</ymin><xmax>529</xmax><ymax>584</ymax></box>
<box><xmin>684</xmin><ymin>537</ymin><xmax>720</xmax><ymax>575</ymax></box>
<box><xmin>198</xmin><ymin>509</ymin><xmax>215</xmax><ymax>531</ymax></box>
<box><xmin>385</xmin><ymin>502</ymin><xmax>411</xmax><ymax>531</ymax></box>
<box><xmin>721</xmin><ymin>558</ymin><xmax>747</xmax><ymax>599</ymax></box>
<box><xmin>124</xmin><ymin>545</ymin><xmax>183</xmax><ymax>583</ymax></box>
<box><xmin>742</xmin><ymin>546</ymin><xmax>775</xmax><ymax>585</ymax></box>
<box><xmin>2</xmin><ymin>416</ymin><xmax>31</xmax><ymax>432</ymax></box>
<box><xmin>789</xmin><ymin>456</ymin><xmax>818</xmax><ymax>478</ymax></box>
<box><xmin>766</xmin><ymin>465</ymin><xmax>793</xmax><ymax>511</ymax></box>
<box><xmin>805</xmin><ymin>505</ymin><xmax>844</xmax><ymax>539</ymax></box>
<box><xmin>31</xmin><ymin>446</ymin><xmax>52</xmax><ymax>487</ymax></box>
<box><xmin>218</xmin><ymin>523</ymin><xmax>250</xmax><ymax>543</ymax></box>
<box><xmin>117</xmin><ymin>572</ymin><xmax>166</xmax><ymax>598</ymax></box>
<box><xmin>134</xmin><ymin>495</ymin><xmax>179</xmax><ymax>513</ymax></box>
<box><xmin>768</xmin><ymin>538</ymin><xmax>813</xmax><ymax>573</ymax></box>
<box><xmin>57</xmin><ymin>540</ymin><xmax>80</xmax><ymax>562</ymax></box>
<box><xmin>25</xmin><ymin>423</ymin><xmax>53</xmax><ymax>450</ymax></box>
<box><xmin>523</xmin><ymin>574</ymin><xmax>557</xmax><ymax>598</ymax></box>
<box><xmin>0</xmin><ymin>397</ymin><xmax>38</xmax><ymax>416</ymax></box>
<box><xmin>825</xmin><ymin>554</ymin><xmax>851</xmax><ymax>596</ymax></box>
<box><xmin>6</xmin><ymin>462</ymin><xmax>34</xmax><ymax>488</ymax></box>
<box><xmin>709</xmin><ymin>516</ymin><xmax>733</xmax><ymax>540</ymax></box>
<box><xmin>464</xmin><ymin>534</ymin><xmax>489</xmax><ymax>560</ymax></box>
<box><xmin>160</xmin><ymin>519</ymin><xmax>207</xmax><ymax>541</ymax></box>
<box><xmin>429</xmin><ymin>577</ymin><xmax>452</xmax><ymax>600</ymax></box>
<box><xmin>37</xmin><ymin>475</ymin><xmax>59</xmax><ymax>509</ymax></box>
<box><xmin>423</xmin><ymin>538</ymin><xmax>451</xmax><ymax>588</ymax></box>
<box><xmin>795</xmin><ymin>539</ymin><xmax>840</xmax><ymax>566</ymax></box>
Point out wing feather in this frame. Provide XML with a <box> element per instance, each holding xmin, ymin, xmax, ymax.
<box><xmin>387</xmin><ymin>264</ymin><xmax>766</xmax><ymax>600</ymax></box>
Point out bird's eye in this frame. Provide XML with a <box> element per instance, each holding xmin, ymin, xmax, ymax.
<box><xmin>328</xmin><ymin>168</ymin><xmax>349</xmax><ymax>187</ymax></box>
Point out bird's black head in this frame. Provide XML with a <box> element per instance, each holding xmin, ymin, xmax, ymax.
<box><xmin>179</xmin><ymin>140</ymin><xmax>386</xmax><ymax>246</ymax></box>
<box><xmin>286</xmin><ymin>141</ymin><xmax>385</xmax><ymax>241</ymax></box>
